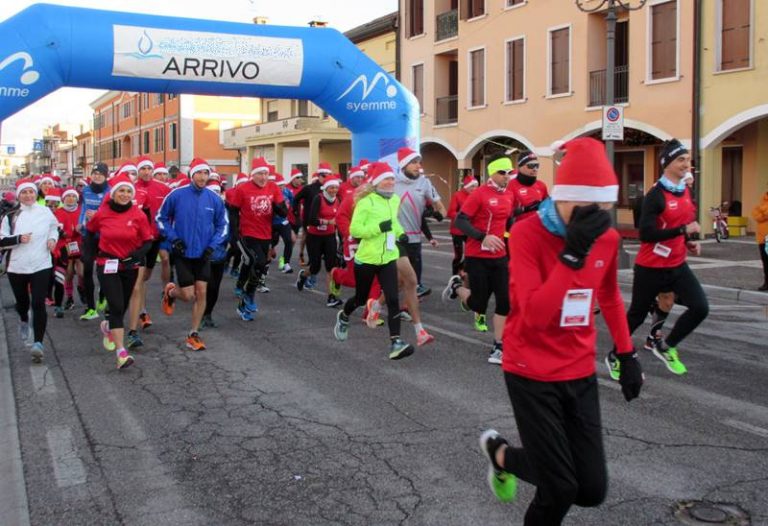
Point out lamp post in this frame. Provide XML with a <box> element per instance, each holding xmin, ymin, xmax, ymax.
<box><xmin>575</xmin><ymin>0</ymin><xmax>646</xmax><ymax>268</ymax></box>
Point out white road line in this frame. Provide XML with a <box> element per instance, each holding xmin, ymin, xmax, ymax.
<box><xmin>29</xmin><ymin>366</ymin><xmax>56</xmax><ymax>395</ymax></box>
<box><xmin>722</xmin><ymin>419</ymin><xmax>768</xmax><ymax>438</ymax></box>
<box><xmin>46</xmin><ymin>426</ymin><xmax>86</xmax><ymax>488</ymax></box>
<box><xmin>422</xmin><ymin>323</ymin><xmax>488</xmax><ymax>347</ymax></box>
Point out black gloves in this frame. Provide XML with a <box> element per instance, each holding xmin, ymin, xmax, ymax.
<box><xmin>424</xmin><ymin>206</ymin><xmax>445</xmax><ymax>222</ymax></box>
<box><xmin>379</xmin><ymin>220</ymin><xmax>392</xmax><ymax>233</ymax></box>
<box><xmin>172</xmin><ymin>239</ymin><xmax>186</xmax><ymax>257</ymax></box>
<box><xmin>513</xmin><ymin>201</ymin><xmax>541</xmax><ymax>217</ymax></box>
<box><xmin>432</xmin><ymin>210</ymin><xmax>444</xmax><ymax>222</ymax></box>
<box><xmin>617</xmin><ymin>351</ymin><xmax>644</xmax><ymax>402</ymax></box>
<box><xmin>201</xmin><ymin>247</ymin><xmax>214</xmax><ymax>262</ymax></box>
<box><xmin>559</xmin><ymin>204</ymin><xmax>612</xmax><ymax>269</ymax></box>
<box><xmin>398</xmin><ymin>233</ymin><xmax>408</xmax><ymax>245</ymax></box>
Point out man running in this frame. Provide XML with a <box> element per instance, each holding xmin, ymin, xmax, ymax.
<box><xmin>506</xmin><ymin>150</ymin><xmax>549</xmax><ymax>222</ymax></box>
<box><xmin>447</xmin><ymin>174</ymin><xmax>478</xmax><ymax>275</ymax></box>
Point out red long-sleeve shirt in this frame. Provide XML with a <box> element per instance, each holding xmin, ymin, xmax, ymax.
<box><xmin>134</xmin><ymin>178</ymin><xmax>170</xmax><ymax>238</ymax></box>
<box><xmin>87</xmin><ymin>203</ymin><xmax>152</xmax><ymax>265</ymax></box>
<box><xmin>54</xmin><ymin>206</ymin><xmax>82</xmax><ymax>256</ymax></box>
<box><xmin>447</xmin><ymin>189</ymin><xmax>471</xmax><ymax>236</ymax></box>
<box><xmin>503</xmin><ymin>215</ymin><xmax>633</xmax><ymax>382</ymax></box>
<box><xmin>506</xmin><ymin>178</ymin><xmax>549</xmax><ymax>222</ymax></box>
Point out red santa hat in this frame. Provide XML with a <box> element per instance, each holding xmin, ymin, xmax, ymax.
<box><xmin>274</xmin><ymin>173</ymin><xmax>287</xmax><ymax>186</ymax></box>
<box><xmin>208</xmin><ymin>171</ymin><xmax>221</xmax><ymax>182</ymax></box>
<box><xmin>235</xmin><ymin>172</ymin><xmax>249</xmax><ymax>186</ymax></box>
<box><xmin>136</xmin><ymin>156</ymin><xmax>154</xmax><ymax>171</ymax></box>
<box><xmin>348</xmin><ymin>166</ymin><xmax>365</xmax><ymax>180</ymax></box>
<box><xmin>317</xmin><ymin>161</ymin><xmax>333</xmax><ymax>175</ymax></box>
<box><xmin>39</xmin><ymin>173</ymin><xmax>55</xmax><ymax>186</ymax></box>
<box><xmin>358</xmin><ymin>158</ymin><xmax>371</xmax><ymax>172</ymax></box>
<box><xmin>189</xmin><ymin>157</ymin><xmax>212</xmax><ymax>178</ymax></box>
<box><xmin>368</xmin><ymin>162</ymin><xmax>395</xmax><ymax>186</ymax></box>
<box><xmin>206</xmin><ymin>179</ymin><xmax>222</xmax><ymax>193</ymax></box>
<box><xmin>44</xmin><ymin>187</ymin><xmax>62</xmax><ymax>202</ymax></box>
<box><xmin>152</xmin><ymin>162</ymin><xmax>169</xmax><ymax>176</ymax></box>
<box><xmin>62</xmin><ymin>186</ymin><xmax>79</xmax><ymax>200</ymax></box>
<box><xmin>397</xmin><ymin>147</ymin><xmax>421</xmax><ymax>169</ymax></box>
<box><xmin>109</xmin><ymin>173</ymin><xmax>135</xmax><ymax>198</ymax></box>
<box><xmin>16</xmin><ymin>178</ymin><xmax>37</xmax><ymax>197</ymax></box>
<box><xmin>288</xmin><ymin>168</ymin><xmax>304</xmax><ymax>182</ymax></box>
<box><xmin>321</xmin><ymin>175</ymin><xmax>341</xmax><ymax>190</ymax></box>
<box><xmin>250</xmin><ymin>157</ymin><xmax>270</xmax><ymax>175</ymax></box>
<box><xmin>117</xmin><ymin>161</ymin><xmax>138</xmax><ymax>175</ymax></box>
<box><xmin>52</xmin><ymin>174</ymin><xmax>62</xmax><ymax>187</ymax></box>
<box><xmin>551</xmin><ymin>138</ymin><xmax>618</xmax><ymax>202</ymax></box>
<box><xmin>462</xmin><ymin>175</ymin><xmax>479</xmax><ymax>189</ymax></box>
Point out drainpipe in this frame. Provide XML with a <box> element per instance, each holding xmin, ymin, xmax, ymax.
<box><xmin>692</xmin><ymin>0</ymin><xmax>702</xmax><ymax>213</ymax></box>
<box><xmin>394</xmin><ymin>12</ymin><xmax>401</xmax><ymax>82</ymax></box>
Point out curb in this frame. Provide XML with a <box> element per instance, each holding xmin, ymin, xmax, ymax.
<box><xmin>0</xmin><ymin>287</ymin><xmax>31</xmax><ymax>526</ymax></box>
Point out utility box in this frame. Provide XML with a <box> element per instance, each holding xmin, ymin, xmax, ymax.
<box><xmin>727</xmin><ymin>216</ymin><xmax>748</xmax><ymax>237</ymax></box>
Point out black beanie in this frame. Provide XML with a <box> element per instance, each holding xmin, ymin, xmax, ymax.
<box><xmin>517</xmin><ymin>151</ymin><xmax>538</xmax><ymax>167</ymax></box>
<box><xmin>659</xmin><ymin>139</ymin><xmax>689</xmax><ymax>170</ymax></box>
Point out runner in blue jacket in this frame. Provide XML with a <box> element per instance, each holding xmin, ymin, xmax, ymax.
<box><xmin>78</xmin><ymin>162</ymin><xmax>110</xmax><ymax>320</ymax></box>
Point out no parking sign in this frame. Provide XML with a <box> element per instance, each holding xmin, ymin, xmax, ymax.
<box><xmin>602</xmin><ymin>105</ymin><xmax>624</xmax><ymax>141</ymax></box>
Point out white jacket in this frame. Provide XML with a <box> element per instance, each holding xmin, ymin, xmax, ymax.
<box><xmin>1</xmin><ymin>203</ymin><xmax>59</xmax><ymax>274</ymax></box>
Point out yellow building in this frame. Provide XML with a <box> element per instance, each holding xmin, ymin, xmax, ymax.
<box><xmin>699</xmin><ymin>0</ymin><xmax>768</xmax><ymax>236</ymax></box>
<box><xmin>401</xmin><ymin>0</ymin><xmax>694</xmax><ymax>225</ymax></box>
<box><xmin>222</xmin><ymin>13</ymin><xmax>398</xmax><ymax>177</ymax></box>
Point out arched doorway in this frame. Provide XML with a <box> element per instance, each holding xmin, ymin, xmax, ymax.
<box><xmin>465</xmin><ymin>135</ymin><xmax>529</xmax><ymax>183</ymax></box>
<box><xmin>420</xmin><ymin>141</ymin><xmax>458</xmax><ymax>200</ymax></box>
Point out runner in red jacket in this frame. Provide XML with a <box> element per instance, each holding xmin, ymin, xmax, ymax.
<box><xmin>446</xmin><ymin>174</ymin><xmax>478</xmax><ymax>275</ymax></box>
<box><xmin>506</xmin><ymin>151</ymin><xmax>549</xmax><ymax>222</ymax></box>
<box><xmin>478</xmin><ymin>138</ymin><xmax>643</xmax><ymax>525</ymax></box>
<box><xmin>52</xmin><ymin>187</ymin><xmax>83</xmax><ymax>317</ymax></box>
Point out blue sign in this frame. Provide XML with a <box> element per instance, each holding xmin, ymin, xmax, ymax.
<box><xmin>33</xmin><ymin>139</ymin><xmax>43</xmax><ymax>152</ymax></box>
<box><xmin>6</xmin><ymin>145</ymin><xmax>14</xmax><ymax>155</ymax></box>
<box><xmin>0</xmin><ymin>4</ymin><xmax>419</xmax><ymax>165</ymax></box>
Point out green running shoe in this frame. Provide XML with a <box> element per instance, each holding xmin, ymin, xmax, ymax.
<box><xmin>96</xmin><ymin>297</ymin><xmax>108</xmax><ymax>313</ymax></box>
<box><xmin>329</xmin><ymin>276</ymin><xmax>341</xmax><ymax>297</ymax></box>
<box><xmin>653</xmin><ymin>346</ymin><xmax>687</xmax><ymax>375</ymax></box>
<box><xmin>474</xmin><ymin>313</ymin><xmax>489</xmax><ymax>332</ymax></box>
<box><xmin>605</xmin><ymin>351</ymin><xmax>621</xmax><ymax>381</ymax></box>
<box><xmin>79</xmin><ymin>308</ymin><xmax>99</xmax><ymax>321</ymax></box>
<box><xmin>479</xmin><ymin>429</ymin><xmax>517</xmax><ymax>503</ymax></box>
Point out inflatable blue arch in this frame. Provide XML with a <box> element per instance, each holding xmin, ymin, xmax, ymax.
<box><xmin>0</xmin><ymin>3</ymin><xmax>419</xmax><ymax>164</ymax></box>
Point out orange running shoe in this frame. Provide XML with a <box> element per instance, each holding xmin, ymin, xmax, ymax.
<box><xmin>161</xmin><ymin>283</ymin><xmax>176</xmax><ymax>316</ymax></box>
<box><xmin>185</xmin><ymin>332</ymin><xmax>206</xmax><ymax>351</ymax></box>
<box><xmin>139</xmin><ymin>312</ymin><xmax>153</xmax><ymax>329</ymax></box>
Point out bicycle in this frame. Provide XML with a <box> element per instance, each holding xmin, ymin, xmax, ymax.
<box><xmin>708</xmin><ymin>202</ymin><xmax>729</xmax><ymax>242</ymax></box>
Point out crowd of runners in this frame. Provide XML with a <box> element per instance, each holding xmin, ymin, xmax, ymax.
<box><xmin>0</xmin><ymin>136</ymin><xmax>710</xmax><ymax>524</ymax></box>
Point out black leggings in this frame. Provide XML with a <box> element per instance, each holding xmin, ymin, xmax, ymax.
<box><xmin>451</xmin><ymin>234</ymin><xmax>466</xmax><ymax>275</ymax></box>
<box><xmin>503</xmin><ymin>372</ymin><xmax>607</xmax><ymax>526</ymax></box>
<box><xmin>236</xmin><ymin>237</ymin><xmax>270</xmax><ymax>294</ymax></box>
<box><xmin>759</xmin><ymin>243</ymin><xmax>768</xmax><ymax>285</ymax></box>
<box><xmin>97</xmin><ymin>266</ymin><xmax>138</xmax><ymax>330</ymax></box>
<box><xmin>8</xmin><ymin>269</ymin><xmax>51</xmax><ymax>344</ymax></box>
<box><xmin>81</xmin><ymin>235</ymin><xmax>105</xmax><ymax>310</ymax></box>
<box><xmin>626</xmin><ymin>263</ymin><xmax>709</xmax><ymax>348</ymax></box>
<box><xmin>404</xmin><ymin>242</ymin><xmax>423</xmax><ymax>283</ymax></box>
<box><xmin>271</xmin><ymin>223</ymin><xmax>294</xmax><ymax>263</ymax></box>
<box><xmin>204</xmin><ymin>261</ymin><xmax>226</xmax><ymax>316</ymax></box>
<box><xmin>343</xmin><ymin>261</ymin><xmax>400</xmax><ymax>338</ymax></box>
<box><xmin>465</xmin><ymin>256</ymin><xmax>510</xmax><ymax>316</ymax></box>
<box><xmin>306</xmin><ymin>234</ymin><xmax>337</xmax><ymax>276</ymax></box>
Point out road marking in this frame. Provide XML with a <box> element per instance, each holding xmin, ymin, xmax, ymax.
<box><xmin>46</xmin><ymin>426</ymin><xmax>86</xmax><ymax>488</ymax></box>
<box><xmin>722</xmin><ymin>419</ymin><xmax>768</xmax><ymax>438</ymax></box>
<box><xmin>422</xmin><ymin>323</ymin><xmax>488</xmax><ymax>347</ymax></box>
<box><xmin>29</xmin><ymin>366</ymin><xmax>56</xmax><ymax>395</ymax></box>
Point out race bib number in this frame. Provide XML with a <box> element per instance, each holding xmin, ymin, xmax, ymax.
<box><xmin>104</xmin><ymin>259</ymin><xmax>119</xmax><ymax>274</ymax></box>
<box><xmin>652</xmin><ymin>243</ymin><xmax>672</xmax><ymax>258</ymax></box>
<box><xmin>386</xmin><ymin>232</ymin><xmax>396</xmax><ymax>251</ymax></box>
<box><xmin>67</xmin><ymin>242</ymin><xmax>80</xmax><ymax>255</ymax></box>
<box><xmin>317</xmin><ymin>224</ymin><xmax>327</xmax><ymax>231</ymax></box>
<box><xmin>560</xmin><ymin>289</ymin><xmax>593</xmax><ymax>327</ymax></box>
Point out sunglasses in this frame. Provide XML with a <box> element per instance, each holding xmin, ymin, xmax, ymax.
<box><xmin>496</xmin><ymin>169</ymin><xmax>515</xmax><ymax>176</ymax></box>
<box><xmin>525</xmin><ymin>163</ymin><xmax>540</xmax><ymax>170</ymax></box>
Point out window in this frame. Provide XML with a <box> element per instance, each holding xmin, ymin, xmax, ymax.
<box><xmin>549</xmin><ymin>26</ymin><xmax>570</xmax><ymax>95</ymax></box>
<box><xmin>167</xmin><ymin>93</ymin><xmax>177</xmax><ymax>100</ymax></box>
<box><xmin>507</xmin><ymin>0</ymin><xmax>524</xmax><ymax>6</ymax></box>
<box><xmin>296</xmin><ymin>99</ymin><xmax>309</xmax><ymax>117</ymax></box>
<box><xmin>142</xmin><ymin>93</ymin><xmax>150</xmax><ymax>110</ymax></box>
<box><xmin>267</xmin><ymin>100</ymin><xmax>278</xmax><ymax>122</ymax></box>
<box><xmin>169</xmin><ymin>123</ymin><xmax>178</xmax><ymax>150</ymax></box>
<box><xmin>406</xmin><ymin>0</ymin><xmax>424</xmax><ymax>37</ymax></box>
<box><xmin>122</xmin><ymin>102</ymin><xmax>131</xmax><ymax>118</ymax></box>
<box><xmin>411</xmin><ymin>63</ymin><xmax>424</xmax><ymax>114</ymax></box>
<box><xmin>463</xmin><ymin>0</ymin><xmax>485</xmax><ymax>19</ymax></box>
<box><xmin>132</xmin><ymin>134</ymin><xmax>139</xmax><ymax>157</ymax></box>
<box><xmin>154</xmin><ymin>127</ymin><xmax>164</xmax><ymax>152</ymax></box>
<box><xmin>143</xmin><ymin>131</ymin><xmax>150</xmax><ymax>154</ymax></box>
<box><xmin>719</xmin><ymin>0</ymin><xmax>751</xmax><ymax>71</ymax></box>
<box><xmin>469</xmin><ymin>48</ymin><xmax>485</xmax><ymax>107</ymax></box>
<box><xmin>111</xmin><ymin>139</ymin><xmax>120</xmax><ymax>159</ymax></box>
<box><xmin>156</xmin><ymin>93</ymin><xmax>164</xmax><ymax>105</ymax></box>
<box><xmin>505</xmin><ymin>37</ymin><xmax>525</xmax><ymax>102</ymax></box>
<box><xmin>650</xmin><ymin>0</ymin><xmax>677</xmax><ymax>80</ymax></box>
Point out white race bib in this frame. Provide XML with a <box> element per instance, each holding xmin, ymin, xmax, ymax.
<box><xmin>386</xmin><ymin>232</ymin><xmax>396</xmax><ymax>251</ymax></box>
<box><xmin>104</xmin><ymin>259</ymin><xmax>119</xmax><ymax>274</ymax></box>
<box><xmin>67</xmin><ymin>242</ymin><xmax>80</xmax><ymax>255</ymax></box>
<box><xmin>652</xmin><ymin>243</ymin><xmax>672</xmax><ymax>258</ymax></box>
<box><xmin>560</xmin><ymin>289</ymin><xmax>593</xmax><ymax>327</ymax></box>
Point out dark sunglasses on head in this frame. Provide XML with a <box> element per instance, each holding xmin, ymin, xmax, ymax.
<box><xmin>496</xmin><ymin>169</ymin><xmax>515</xmax><ymax>176</ymax></box>
<box><xmin>525</xmin><ymin>163</ymin><xmax>540</xmax><ymax>170</ymax></box>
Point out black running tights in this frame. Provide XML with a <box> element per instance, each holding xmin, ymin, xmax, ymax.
<box><xmin>8</xmin><ymin>269</ymin><xmax>51</xmax><ymax>344</ymax></box>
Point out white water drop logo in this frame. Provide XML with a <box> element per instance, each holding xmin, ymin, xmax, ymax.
<box><xmin>0</xmin><ymin>52</ymin><xmax>39</xmax><ymax>85</ymax></box>
<box><xmin>337</xmin><ymin>72</ymin><xmax>398</xmax><ymax>112</ymax></box>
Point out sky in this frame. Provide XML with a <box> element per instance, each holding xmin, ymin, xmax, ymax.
<box><xmin>0</xmin><ymin>0</ymin><xmax>398</xmax><ymax>155</ymax></box>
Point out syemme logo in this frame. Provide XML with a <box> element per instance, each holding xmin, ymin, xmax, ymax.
<box><xmin>336</xmin><ymin>72</ymin><xmax>397</xmax><ymax>112</ymax></box>
<box><xmin>0</xmin><ymin>52</ymin><xmax>39</xmax><ymax>98</ymax></box>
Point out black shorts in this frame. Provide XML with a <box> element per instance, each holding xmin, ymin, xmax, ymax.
<box><xmin>142</xmin><ymin>240</ymin><xmax>162</xmax><ymax>270</ymax></box>
<box><xmin>465</xmin><ymin>256</ymin><xmax>510</xmax><ymax>316</ymax></box>
<box><xmin>175</xmin><ymin>257</ymin><xmax>211</xmax><ymax>287</ymax></box>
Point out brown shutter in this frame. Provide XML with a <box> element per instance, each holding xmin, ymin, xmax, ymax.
<box><xmin>507</xmin><ymin>39</ymin><xmax>525</xmax><ymax>101</ymax></box>
<box><xmin>471</xmin><ymin>49</ymin><xmax>485</xmax><ymax>106</ymax></box>
<box><xmin>651</xmin><ymin>1</ymin><xmax>677</xmax><ymax>80</ymax></box>
<box><xmin>408</xmin><ymin>0</ymin><xmax>424</xmax><ymax>37</ymax></box>
<box><xmin>551</xmin><ymin>28</ymin><xmax>569</xmax><ymax>95</ymax></box>
<box><xmin>721</xmin><ymin>0</ymin><xmax>750</xmax><ymax>70</ymax></box>
<box><xmin>412</xmin><ymin>64</ymin><xmax>424</xmax><ymax>113</ymax></box>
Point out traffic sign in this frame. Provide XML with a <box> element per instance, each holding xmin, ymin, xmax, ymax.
<box><xmin>6</xmin><ymin>145</ymin><xmax>14</xmax><ymax>155</ymax></box>
<box><xmin>33</xmin><ymin>139</ymin><xmax>43</xmax><ymax>152</ymax></box>
<box><xmin>602</xmin><ymin>105</ymin><xmax>624</xmax><ymax>141</ymax></box>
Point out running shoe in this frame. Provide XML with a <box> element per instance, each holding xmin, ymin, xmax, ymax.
<box><xmin>398</xmin><ymin>309</ymin><xmax>413</xmax><ymax>322</ymax></box>
<box><xmin>296</xmin><ymin>269</ymin><xmax>307</xmax><ymax>291</ymax></box>
<box><xmin>416</xmin><ymin>329</ymin><xmax>435</xmax><ymax>347</ymax></box>
<box><xmin>441</xmin><ymin>275</ymin><xmax>462</xmax><ymax>302</ymax></box>
<box><xmin>54</xmin><ymin>306</ymin><xmax>64</xmax><ymax>319</ymax></box>
<box><xmin>652</xmin><ymin>346</ymin><xmax>687</xmax><ymax>375</ymax></box>
<box><xmin>96</xmin><ymin>296</ymin><xmax>108</xmax><ymax>313</ymax></box>
<box><xmin>200</xmin><ymin>314</ymin><xmax>218</xmax><ymax>329</ymax></box>
<box><xmin>64</xmin><ymin>296</ymin><xmax>74</xmax><ymax>311</ymax></box>
<box><xmin>185</xmin><ymin>332</ymin><xmax>206</xmax><ymax>351</ymax></box>
<box><xmin>478</xmin><ymin>429</ymin><xmax>517</xmax><ymax>503</ymax></box>
<box><xmin>604</xmin><ymin>351</ymin><xmax>621</xmax><ymax>381</ymax></box>
<box><xmin>388</xmin><ymin>338</ymin><xmax>414</xmax><ymax>360</ymax></box>
<box><xmin>329</xmin><ymin>276</ymin><xmax>341</xmax><ymax>298</ymax></box>
<box><xmin>19</xmin><ymin>322</ymin><xmax>31</xmax><ymax>345</ymax></box>
<box><xmin>365</xmin><ymin>299</ymin><xmax>382</xmax><ymax>329</ymax></box>
<box><xmin>416</xmin><ymin>284</ymin><xmax>431</xmax><ymax>298</ymax></box>
<box><xmin>282</xmin><ymin>263</ymin><xmax>293</xmax><ymax>274</ymax></box>
<box><xmin>305</xmin><ymin>275</ymin><xmax>317</xmax><ymax>290</ymax></box>
<box><xmin>126</xmin><ymin>330</ymin><xmax>143</xmax><ymax>349</ymax></box>
<box><xmin>100</xmin><ymin>320</ymin><xmax>116</xmax><ymax>352</ymax></box>
<box><xmin>80</xmin><ymin>308</ymin><xmax>99</xmax><ymax>321</ymax></box>
<box><xmin>488</xmin><ymin>342</ymin><xmax>502</xmax><ymax>365</ymax></box>
<box><xmin>116</xmin><ymin>349</ymin><xmax>134</xmax><ymax>370</ymax></box>
<box><xmin>30</xmin><ymin>342</ymin><xmax>44</xmax><ymax>363</ymax></box>
<box><xmin>278</xmin><ymin>256</ymin><xmax>285</xmax><ymax>271</ymax></box>
<box><xmin>236</xmin><ymin>305</ymin><xmax>254</xmax><ymax>321</ymax></box>
<box><xmin>474</xmin><ymin>313</ymin><xmax>489</xmax><ymax>333</ymax></box>
<box><xmin>255</xmin><ymin>283</ymin><xmax>270</xmax><ymax>293</ymax></box>
<box><xmin>161</xmin><ymin>282</ymin><xmax>176</xmax><ymax>316</ymax></box>
<box><xmin>644</xmin><ymin>334</ymin><xmax>662</xmax><ymax>353</ymax></box>
<box><xmin>326</xmin><ymin>295</ymin><xmax>343</xmax><ymax>308</ymax></box>
<box><xmin>334</xmin><ymin>310</ymin><xmax>350</xmax><ymax>341</ymax></box>
<box><xmin>241</xmin><ymin>294</ymin><xmax>258</xmax><ymax>313</ymax></box>
<box><xmin>139</xmin><ymin>312</ymin><xmax>153</xmax><ymax>329</ymax></box>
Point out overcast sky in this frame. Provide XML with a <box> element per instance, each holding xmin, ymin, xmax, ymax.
<box><xmin>0</xmin><ymin>0</ymin><xmax>397</xmax><ymax>155</ymax></box>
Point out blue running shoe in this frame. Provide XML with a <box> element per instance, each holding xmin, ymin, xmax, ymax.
<box><xmin>305</xmin><ymin>275</ymin><xmax>317</xmax><ymax>290</ymax></box>
<box><xmin>241</xmin><ymin>294</ymin><xmax>258</xmax><ymax>313</ymax></box>
<box><xmin>236</xmin><ymin>305</ymin><xmax>254</xmax><ymax>321</ymax></box>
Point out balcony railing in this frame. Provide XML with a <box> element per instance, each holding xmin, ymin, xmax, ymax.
<box><xmin>220</xmin><ymin>116</ymin><xmax>336</xmax><ymax>148</ymax></box>
<box><xmin>588</xmin><ymin>65</ymin><xmax>629</xmax><ymax>107</ymax></box>
<box><xmin>435</xmin><ymin>9</ymin><xmax>458</xmax><ymax>41</ymax></box>
<box><xmin>435</xmin><ymin>95</ymin><xmax>458</xmax><ymax>125</ymax></box>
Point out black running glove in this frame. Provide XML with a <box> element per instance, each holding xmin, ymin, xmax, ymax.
<box><xmin>523</xmin><ymin>200</ymin><xmax>542</xmax><ymax>214</ymax></box>
<box><xmin>618</xmin><ymin>351</ymin><xmax>644</xmax><ymax>402</ymax></box>
<box><xmin>201</xmin><ymin>247</ymin><xmax>214</xmax><ymax>262</ymax></box>
<box><xmin>172</xmin><ymin>239</ymin><xmax>186</xmax><ymax>257</ymax></box>
<box><xmin>379</xmin><ymin>220</ymin><xmax>392</xmax><ymax>233</ymax></box>
<box><xmin>559</xmin><ymin>204</ymin><xmax>612</xmax><ymax>269</ymax></box>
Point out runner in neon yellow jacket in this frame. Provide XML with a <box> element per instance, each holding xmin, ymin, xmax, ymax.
<box><xmin>350</xmin><ymin>189</ymin><xmax>404</xmax><ymax>266</ymax></box>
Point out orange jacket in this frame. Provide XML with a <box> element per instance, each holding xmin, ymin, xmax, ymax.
<box><xmin>751</xmin><ymin>192</ymin><xmax>768</xmax><ymax>244</ymax></box>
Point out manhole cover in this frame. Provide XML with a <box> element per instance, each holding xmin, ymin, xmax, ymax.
<box><xmin>674</xmin><ymin>500</ymin><xmax>750</xmax><ymax>525</ymax></box>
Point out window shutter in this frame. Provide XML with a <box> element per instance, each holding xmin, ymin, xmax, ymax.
<box><xmin>470</xmin><ymin>49</ymin><xmax>485</xmax><ymax>106</ymax></box>
<box><xmin>551</xmin><ymin>28</ymin><xmax>569</xmax><ymax>95</ymax></box>
<box><xmin>721</xmin><ymin>0</ymin><xmax>750</xmax><ymax>70</ymax></box>
<box><xmin>651</xmin><ymin>1</ymin><xmax>677</xmax><ymax>80</ymax></box>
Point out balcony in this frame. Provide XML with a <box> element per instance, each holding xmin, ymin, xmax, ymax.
<box><xmin>588</xmin><ymin>65</ymin><xmax>629</xmax><ymax>107</ymax></box>
<box><xmin>435</xmin><ymin>9</ymin><xmax>458</xmax><ymax>42</ymax></box>
<box><xmin>221</xmin><ymin>116</ymin><xmax>336</xmax><ymax>149</ymax></box>
<box><xmin>435</xmin><ymin>95</ymin><xmax>458</xmax><ymax>125</ymax></box>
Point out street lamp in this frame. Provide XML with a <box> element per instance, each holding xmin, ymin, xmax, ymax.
<box><xmin>575</xmin><ymin>0</ymin><xmax>647</xmax><ymax>268</ymax></box>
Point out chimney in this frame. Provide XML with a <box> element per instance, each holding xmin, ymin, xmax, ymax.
<box><xmin>253</xmin><ymin>16</ymin><xmax>269</xmax><ymax>25</ymax></box>
<box><xmin>308</xmin><ymin>20</ymin><xmax>328</xmax><ymax>28</ymax></box>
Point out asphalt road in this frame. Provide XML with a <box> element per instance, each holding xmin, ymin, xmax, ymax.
<box><xmin>3</xmin><ymin>223</ymin><xmax>768</xmax><ymax>525</ymax></box>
